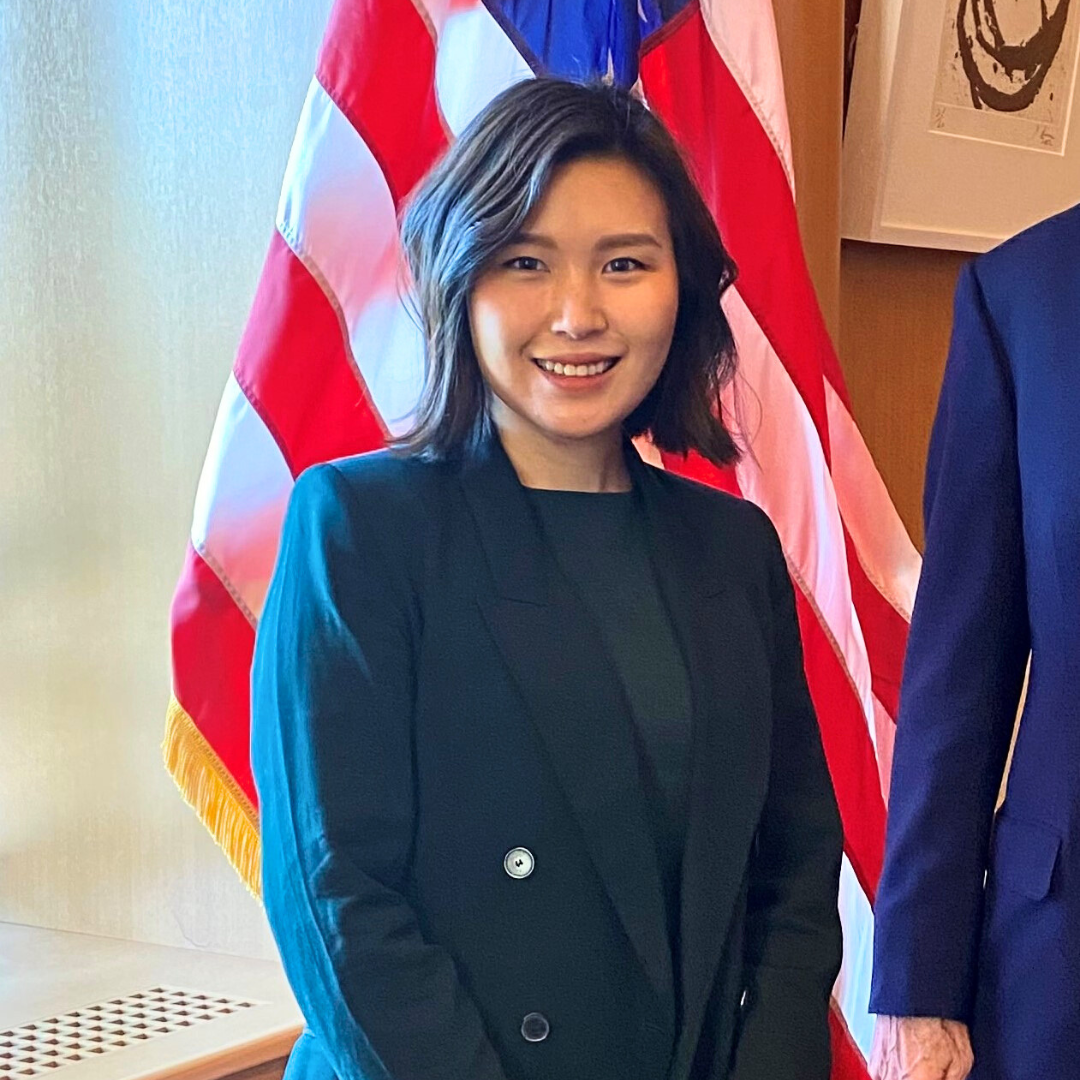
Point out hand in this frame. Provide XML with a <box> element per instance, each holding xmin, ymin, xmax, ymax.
<box><xmin>869</xmin><ymin>1015</ymin><xmax>974</xmax><ymax>1080</ymax></box>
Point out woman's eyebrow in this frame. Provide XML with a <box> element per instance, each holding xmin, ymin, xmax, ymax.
<box><xmin>594</xmin><ymin>232</ymin><xmax>663</xmax><ymax>251</ymax></box>
<box><xmin>506</xmin><ymin>231</ymin><xmax>557</xmax><ymax>248</ymax></box>
<box><xmin>505</xmin><ymin>231</ymin><xmax>664</xmax><ymax>250</ymax></box>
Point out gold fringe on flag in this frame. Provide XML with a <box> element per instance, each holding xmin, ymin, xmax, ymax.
<box><xmin>162</xmin><ymin>696</ymin><xmax>262</xmax><ymax>898</ymax></box>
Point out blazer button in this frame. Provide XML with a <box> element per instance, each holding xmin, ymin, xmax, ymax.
<box><xmin>504</xmin><ymin>847</ymin><xmax>534</xmax><ymax>879</ymax></box>
<box><xmin>521</xmin><ymin>1012</ymin><xmax>550</xmax><ymax>1043</ymax></box>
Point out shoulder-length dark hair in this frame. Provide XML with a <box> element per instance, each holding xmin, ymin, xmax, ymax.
<box><xmin>394</xmin><ymin>76</ymin><xmax>739</xmax><ymax>466</ymax></box>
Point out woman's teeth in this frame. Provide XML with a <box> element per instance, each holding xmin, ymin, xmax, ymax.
<box><xmin>537</xmin><ymin>358</ymin><xmax>616</xmax><ymax>377</ymax></box>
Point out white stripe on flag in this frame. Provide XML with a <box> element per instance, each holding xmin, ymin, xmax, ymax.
<box><xmin>191</xmin><ymin>373</ymin><xmax>294</xmax><ymax>623</ymax></box>
<box><xmin>722</xmin><ymin>286</ymin><xmax>878</xmax><ymax>750</ymax></box>
<box><xmin>277</xmin><ymin>78</ymin><xmax>425</xmax><ymax>435</ymax></box>
<box><xmin>835</xmin><ymin>852</ymin><xmax>876</xmax><ymax>1058</ymax></box>
<box><xmin>700</xmin><ymin>0</ymin><xmax>794</xmax><ymax>192</ymax></box>
<box><xmin>424</xmin><ymin>0</ymin><xmax>534</xmax><ymax>137</ymax></box>
<box><xmin>826</xmin><ymin>379</ymin><xmax>921</xmax><ymax>621</ymax></box>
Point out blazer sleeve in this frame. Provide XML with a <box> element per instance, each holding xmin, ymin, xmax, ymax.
<box><xmin>251</xmin><ymin>463</ymin><xmax>510</xmax><ymax>1080</ymax></box>
<box><xmin>869</xmin><ymin>262</ymin><xmax>1031</xmax><ymax>1021</ymax></box>
<box><xmin>728</xmin><ymin>513</ymin><xmax>844</xmax><ymax>1080</ymax></box>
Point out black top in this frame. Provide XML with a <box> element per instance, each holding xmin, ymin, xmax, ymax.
<box><xmin>528</xmin><ymin>487</ymin><xmax>692</xmax><ymax>1015</ymax></box>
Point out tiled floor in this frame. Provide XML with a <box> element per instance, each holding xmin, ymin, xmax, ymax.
<box><xmin>0</xmin><ymin>924</ymin><xmax>301</xmax><ymax>1080</ymax></box>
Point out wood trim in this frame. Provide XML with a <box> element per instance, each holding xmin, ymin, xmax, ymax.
<box><xmin>774</xmin><ymin>0</ymin><xmax>844</xmax><ymax>342</ymax></box>
<box><xmin>219</xmin><ymin>1054</ymin><xmax>292</xmax><ymax>1080</ymax></box>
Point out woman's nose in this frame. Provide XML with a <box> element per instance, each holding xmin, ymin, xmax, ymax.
<box><xmin>549</xmin><ymin>276</ymin><xmax>608</xmax><ymax>338</ymax></box>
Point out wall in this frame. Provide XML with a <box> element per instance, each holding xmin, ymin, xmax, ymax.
<box><xmin>0</xmin><ymin>0</ymin><xmax>331</xmax><ymax>957</ymax></box>
<box><xmin>839</xmin><ymin>242</ymin><xmax>968</xmax><ymax>548</ymax></box>
<box><xmin>774</xmin><ymin>0</ymin><xmax>844</xmax><ymax>341</ymax></box>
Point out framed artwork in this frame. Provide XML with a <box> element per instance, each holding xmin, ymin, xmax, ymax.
<box><xmin>842</xmin><ymin>0</ymin><xmax>1080</xmax><ymax>251</ymax></box>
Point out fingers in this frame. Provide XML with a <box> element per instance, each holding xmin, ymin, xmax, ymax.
<box><xmin>943</xmin><ymin>1021</ymin><xmax>974</xmax><ymax>1080</ymax></box>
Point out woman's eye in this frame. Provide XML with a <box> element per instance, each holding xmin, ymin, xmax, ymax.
<box><xmin>504</xmin><ymin>256</ymin><xmax>545</xmax><ymax>271</ymax></box>
<box><xmin>605</xmin><ymin>257</ymin><xmax>645</xmax><ymax>273</ymax></box>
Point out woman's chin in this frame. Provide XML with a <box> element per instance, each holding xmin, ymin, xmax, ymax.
<box><xmin>534</xmin><ymin>419</ymin><xmax>628</xmax><ymax>445</ymax></box>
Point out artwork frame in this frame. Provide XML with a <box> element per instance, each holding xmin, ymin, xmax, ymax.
<box><xmin>842</xmin><ymin>0</ymin><xmax>1080</xmax><ymax>252</ymax></box>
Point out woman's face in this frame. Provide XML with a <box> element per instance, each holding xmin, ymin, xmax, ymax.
<box><xmin>468</xmin><ymin>155</ymin><xmax>679</xmax><ymax>452</ymax></box>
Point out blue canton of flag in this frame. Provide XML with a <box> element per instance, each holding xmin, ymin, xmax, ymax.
<box><xmin>484</xmin><ymin>0</ymin><xmax>694</xmax><ymax>87</ymax></box>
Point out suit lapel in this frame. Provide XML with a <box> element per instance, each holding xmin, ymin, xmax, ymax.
<box><xmin>459</xmin><ymin>436</ymin><xmax>675</xmax><ymax>1032</ymax></box>
<box><xmin>630</xmin><ymin>457</ymin><xmax>771</xmax><ymax>1074</ymax></box>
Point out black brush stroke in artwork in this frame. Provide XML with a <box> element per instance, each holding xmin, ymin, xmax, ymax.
<box><xmin>957</xmin><ymin>0</ymin><xmax>1072</xmax><ymax>112</ymax></box>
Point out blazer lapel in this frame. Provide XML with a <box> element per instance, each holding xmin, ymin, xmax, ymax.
<box><xmin>630</xmin><ymin>455</ymin><xmax>771</xmax><ymax>1074</ymax></box>
<box><xmin>458</xmin><ymin>436</ymin><xmax>676</xmax><ymax>1032</ymax></box>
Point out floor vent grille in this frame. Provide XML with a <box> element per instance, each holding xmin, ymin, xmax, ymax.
<box><xmin>0</xmin><ymin>986</ymin><xmax>265</xmax><ymax>1078</ymax></box>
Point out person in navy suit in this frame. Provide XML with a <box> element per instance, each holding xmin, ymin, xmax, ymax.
<box><xmin>869</xmin><ymin>202</ymin><xmax>1080</xmax><ymax>1080</ymax></box>
<box><xmin>251</xmin><ymin>79</ymin><xmax>842</xmax><ymax>1080</ymax></box>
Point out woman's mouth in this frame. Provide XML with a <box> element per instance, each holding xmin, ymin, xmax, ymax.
<box><xmin>533</xmin><ymin>356</ymin><xmax>620</xmax><ymax>378</ymax></box>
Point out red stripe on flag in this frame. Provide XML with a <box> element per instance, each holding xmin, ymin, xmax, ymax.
<box><xmin>170</xmin><ymin>543</ymin><xmax>258</xmax><ymax>806</ymax></box>
<box><xmin>316</xmin><ymin>0</ymin><xmax>449</xmax><ymax>209</ymax></box>
<box><xmin>793</xmin><ymin>587</ymin><xmax>885</xmax><ymax>901</ymax></box>
<box><xmin>640</xmin><ymin>8</ymin><xmax>845</xmax><ymax>457</ymax></box>
<box><xmin>846</xmin><ymin>533</ymin><xmax>908</xmax><ymax>720</ymax></box>
<box><xmin>234</xmin><ymin>232</ymin><xmax>387</xmax><ymax>478</ymax></box>
<box><xmin>660</xmin><ymin>448</ymin><xmax>741</xmax><ymax>496</ymax></box>
<box><xmin>829</xmin><ymin>1003</ymin><xmax>872</xmax><ymax>1080</ymax></box>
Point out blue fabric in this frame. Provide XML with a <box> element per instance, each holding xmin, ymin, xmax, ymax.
<box><xmin>870</xmin><ymin>202</ymin><xmax>1080</xmax><ymax>1078</ymax></box>
<box><xmin>483</xmin><ymin>0</ymin><xmax>692</xmax><ymax>87</ymax></box>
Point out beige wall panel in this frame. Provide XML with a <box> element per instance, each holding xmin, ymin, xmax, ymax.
<box><xmin>838</xmin><ymin>240</ymin><xmax>969</xmax><ymax>549</ymax></box>
<box><xmin>774</xmin><ymin>0</ymin><xmax>844</xmax><ymax>341</ymax></box>
<box><xmin>0</xmin><ymin>0</ymin><xmax>330</xmax><ymax>956</ymax></box>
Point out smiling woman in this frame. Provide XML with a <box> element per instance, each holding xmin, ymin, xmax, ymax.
<box><xmin>251</xmin><ymin>77</ymin><xmax>843</xmax><ymax>1080</ymax></box>
<box><xmin>396</xmin><ymin>76</ymin><xmax>739</xmax><ymax>481</ymax></box>
<box><xmin>467</xmin><ymin>157</ymin><xmax>681</xmax><ymax>490</ymax></box>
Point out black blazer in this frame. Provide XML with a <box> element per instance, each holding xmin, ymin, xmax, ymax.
<box><xmin>251</xmin><ymin>435</ymin><xmax>842</xmax><ymax>1080</ymax></box>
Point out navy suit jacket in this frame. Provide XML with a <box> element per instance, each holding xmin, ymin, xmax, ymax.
<box><xmin>251</xmin><ymin>434</ymin><xmax>842</xmax><ymax>1080</ymax></box>
<box><xmin>870</xmin><ymin>203</ymin><xmax>1080</xmax><ymax>1078</ymax></box>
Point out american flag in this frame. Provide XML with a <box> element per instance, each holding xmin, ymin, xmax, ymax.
<box><xmin>164</xmin><ymin>1</ymin><xmax>921</xmax><ymax>1075</ymax></box>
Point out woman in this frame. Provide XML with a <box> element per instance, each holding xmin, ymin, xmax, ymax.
<box><xmin>251</xmin><ymin>77</ymin><xmax>842</xmax><ymax>1080</ymax></box>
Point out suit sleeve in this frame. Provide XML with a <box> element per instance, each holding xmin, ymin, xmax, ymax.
<box><xmin>869</xmin><ymin>261</ymin><xmax>1031</xmax><ymax>1021</ymax></box>
<box><xmin>251</xmin><ymin>463</ymin><xmax>509</xmax><ymax>1080</ymax></box>
<box><xmin>728</xmin><ymin>512</ymin><xmax>844</xmax><ymax>1080</ymax></box>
